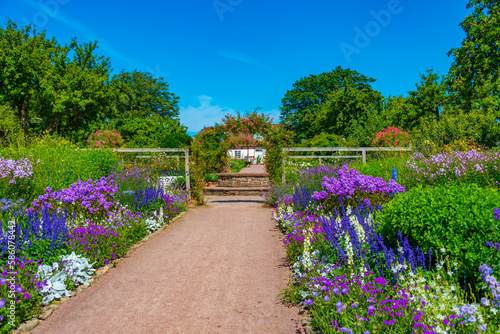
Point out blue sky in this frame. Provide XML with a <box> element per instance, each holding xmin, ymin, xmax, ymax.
<box><xmin>1</xmin><ymin>0</ymin><xmax>470</xmax><ymax>134</ymax></box>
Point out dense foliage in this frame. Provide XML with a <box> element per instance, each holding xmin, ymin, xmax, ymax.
<box><xmin>279</xmin><ymin>67</ymin><xmax>379</xmax><ymax>142</ymax></box>
<box><xmin>376</xmin><ymin>184</ymin><xmax>500</xmax><ymax>286</ymax></box>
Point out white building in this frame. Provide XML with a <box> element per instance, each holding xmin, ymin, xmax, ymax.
<box><xmin>228</xmin><ymin>147</ymin><xmax>266</xmax><ymax>161</ymax></box>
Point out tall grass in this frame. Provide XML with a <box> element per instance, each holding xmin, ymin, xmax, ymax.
<box><xmin>0</xmin><ymin>136</ymin><xmax>120</xmax><ymax>202</ymax></box>
<box><xmin>349</xmin><ymin>151</ymin><xmax>413</xmax><ymax>189</ymax></box>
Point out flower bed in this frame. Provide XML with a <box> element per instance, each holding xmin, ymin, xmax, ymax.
<box><xmin>268</xmin><ymin>162</ymin><xmax>500</xmax><ymax>333</ymax></box>
<box><xmin>0</xmin><ymin>164</ymin><xmax>188</xmax><ymax>333</ymax></box>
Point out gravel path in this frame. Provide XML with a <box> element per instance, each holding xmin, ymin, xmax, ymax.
<box><xmin>32</xmin><ymin>196</ymin><xmax>303</xmax><ymax>334</ymax></box>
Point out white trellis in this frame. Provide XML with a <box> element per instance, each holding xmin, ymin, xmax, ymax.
<box><xmin>281</xmin><ymin>147</ymin><xmax>412</xmax><ymax>183</ymax></box>
<box><xmin>114</xmin><ymin>148</ymin><xmax>190</xmax><ymax>199</ymax></box>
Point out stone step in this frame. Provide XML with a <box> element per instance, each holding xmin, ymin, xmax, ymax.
<box><xmin>204</xmin><ymin>187</ymin><xmax>268</xmax><ymax>196</ymax></box>
<box><xmin>216</xmin><ymin>173</ymin><xmax>269</xmax><ymax>188</ymax></box>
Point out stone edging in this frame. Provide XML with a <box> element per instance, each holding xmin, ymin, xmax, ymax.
<box><xmin>12</xmin><ymin>210</ymin><xmax>189</xmax><ymax>333</ymax></box>
<box><xmin>299</xmin><ymin>304</ymin><xmax>321</xmax><ymax>334</ymax></box>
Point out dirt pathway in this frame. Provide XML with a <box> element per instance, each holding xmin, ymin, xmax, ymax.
<box><xmin>32</xmin><ymin>196</ymin><xmax>303</xmax><ymax>334</ymax></box>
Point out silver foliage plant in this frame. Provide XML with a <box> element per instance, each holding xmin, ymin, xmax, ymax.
<box><xmin>36</xmin><ymin>252</ymin><xmax>95</xmax><ymax>305</ymax></box>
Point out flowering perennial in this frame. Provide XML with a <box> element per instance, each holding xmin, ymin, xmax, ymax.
<box><xmin>407</xmin><ymin>150</ymin><xmax>500</xmax><ymax>188</ymax></box>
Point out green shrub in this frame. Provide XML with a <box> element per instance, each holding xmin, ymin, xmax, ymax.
<box><xmin>376</xmin><ymin>184</ymin><xmax>500</xmax><ymax>285</ymax></box>
<box><xmin>203</xmin><ymin>173</ymin><xmax>218</xmax><ymax>182</ymax></box>
<box><xmin>229</xmin><ymin>159</ymin><xmax>245</xmax><ymax>173</ymax></box>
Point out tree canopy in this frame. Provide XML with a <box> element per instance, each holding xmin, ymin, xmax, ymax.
<box><xmin>313</xmin><ymin>84</ymin><xmax>384</xmax><ymax>146</ymax></box>
<box><xmin>0</xmin><ymin>21</ymin><xmax>187</xmax><ymax>148</ymax></box>
<box><xmin>279</xmin><ymin>66</ymin><xmax>377</xmax><ymax>142</ymax></box>
<box><xmin>0</xmin><ymin>21</ymin><xmax>114</xmax><ymax>141</ymax></box>
<box><xmin>447</xmin><ymin>0</ymin><xmax>500</xmax><ymax>112</ymax></box>
<box><xmin>109</xmin><ymin>70</ymin><xmax>182</xmax><ymax>147</ymax></box>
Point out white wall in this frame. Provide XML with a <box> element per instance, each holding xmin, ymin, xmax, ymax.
<box><xmin>228</xmin><ymin>148</ymin><xmax>266</xmax><ymax>159</ymax></box>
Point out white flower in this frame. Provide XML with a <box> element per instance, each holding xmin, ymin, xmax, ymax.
<box><xmin>440</xmin><ymin>247</ymin><xmax>446</xmax><ymax>253</ymax></box>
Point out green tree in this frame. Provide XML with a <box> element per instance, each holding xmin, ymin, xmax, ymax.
<box><xmin>413</xmin><ymin>107</ymin><xmax>500</xmax><ymax>149</ymax></box>
<box><xmin>381</xmin><ymin>95</ymin><xmax>414</xmax><ymax>130</ymax></box>
<box><xmin>313</xmin><ymin>84</ymin><xmax>384</xmax><ymax>146</ymax></box>
<box><xmin>407</xmin><ymin>69</ymin><xmax>447</xmax><ymax>124</ymax></box>
<box><xmin>110</xmin><ymin>70</ymin><xmax>181</xmax><ymax>147</ymax></box>
<box><xmin>0</xmin><ymin>21</ymin><xmax>57</xmax><ymax>140</ymax></box>
<box><xmin>0</xmin><ymin>21</ymin><xmax>114</xmax><ymax>142</ymax></box>
<box><xmin>33</xmin><ymin>39</ymin><xmax>114</xmax><ymax>141</ymax></box>
<box><xmin>279</xmin><ymin>67</ymin><xmax>377</xmax><ymax>141</ymax></box>
<box><xmin>447</xmin><ymin>0</ymin><xmax>500</xmax><ymax>112</ymax></box>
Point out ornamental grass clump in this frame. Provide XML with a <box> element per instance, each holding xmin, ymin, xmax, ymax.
<box><xmin>406</xmin><ymin>150</ymin><xmax>500</xmax><ymax>189</ymax></box>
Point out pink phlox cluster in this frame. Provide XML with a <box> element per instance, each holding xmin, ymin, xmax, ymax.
<box><xmin>86</xmin><ymin>130</ymin><xmax>123</xmax><ymax>149</ymax></box>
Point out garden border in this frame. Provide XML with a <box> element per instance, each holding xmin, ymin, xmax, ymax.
<box><xmin>12</xmin><ymin>209</ymin><xmax>190</xmax><ymax>333</ymax></box>
<box><xmin>281</xmin><ymin>147</ymin><xmax>412</xmax><ymax>183</ymax></box>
